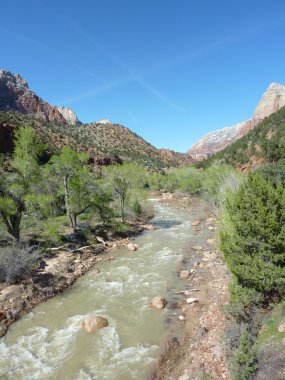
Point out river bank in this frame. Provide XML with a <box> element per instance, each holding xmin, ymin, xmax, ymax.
<box><xmin>150</xmin><ymin>194</ymin><xmax>231</xmax><ymax>380</ymax></box>
<box><xmin>0</xmin><ymin>221</ymin><xmax>154</xmax><ymax>338</ymax></box>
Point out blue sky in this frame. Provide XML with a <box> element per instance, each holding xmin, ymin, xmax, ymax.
<box><xmin>1</xmin><ymin>0</ymin><xmax>285</xmax><ymax>152</ymax></box>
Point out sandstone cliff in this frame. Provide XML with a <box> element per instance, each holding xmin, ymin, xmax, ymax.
<box><xmin>187</xmin><ymin>83</ymin><xmax>285</xmax><ymax>160</ymax></box>
<box><xmin>0</xmin><ymin>70</ymin><xmax>79</xmax><ymax>125</ymax></box>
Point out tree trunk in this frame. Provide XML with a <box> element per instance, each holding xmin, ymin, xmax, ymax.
<box><xmin>63</xmin><ymin>175</ymin><xmax>74</xmax><ymax>232</ymax></box>
<box><xmin>69</xmin><ymin>213</ymin><xmax>77</xmax><ymax>233</ymax></box>
<box><xmin>0</xmin><ymin>203</ymin><xmax>23</xmax><ymax>242</ymax></box>
<box><xmin>120</xmin><ymin>196</ymin><xmax>125</xmax><ymax>223</ymax></box>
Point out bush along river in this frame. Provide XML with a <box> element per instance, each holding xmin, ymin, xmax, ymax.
<box><xmin>0</xmin><ymin>197</ymin><xmax>212</xmax><ymax>380</ymax></box>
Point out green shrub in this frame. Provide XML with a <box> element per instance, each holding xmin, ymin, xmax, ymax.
<box><xmin>220</xmin><ymin>172</ymin><xmax>285</xmax><ymax>296</ymax></box>
<box><xmin>132</xmin><ymin>199</ymin><xmax>142</xmax><ymax>217</ymax></box>
<box><xmin>232</xmin><ymin>329</ymin><xmax>258</xmax><ymax>380</ymax></box>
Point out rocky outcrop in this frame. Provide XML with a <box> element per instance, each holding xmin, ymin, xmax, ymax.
<box><xmin>95</xmin><ymin>118</ymin><xmax>112</xmax><ymax>124</ymax></box>
<box><xmin>187</xmin><ymin>82</ymin><xmax>285</xmax><ymax>160</ymax></box>
<box><xmin>55</xmin><ymin>106</ymin><xmax>80</xmax><ymax>125</ymax></box>
<box><xmin>0</xmin><ymin>70</ymin><xmax>79</xmax><ymax>125</ymax></box>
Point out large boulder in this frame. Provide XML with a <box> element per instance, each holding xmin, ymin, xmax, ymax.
<box><xmin>82</xmin><ymin>316</ymin><xmax>109</xmax><ymax>333</ymax></box>
<box><xmin>150</xmin><ymin>296</ymin><xmax>167</xmax><ymax>309</ymax></box>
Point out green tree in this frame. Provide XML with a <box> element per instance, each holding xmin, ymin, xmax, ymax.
<box><xmin>47</xmin><ymin>147</ymin><xmax>92</xmax><ymax>232</ymax></box>
<box><xmin>0</xmin><ymin>127</ymin><xmax>44</xmax><ymax>241</ymax></box>
<box><xmin>220</xmin><ymin>173</ymin><xmax>285</xmax><ymax>296</ymax></box>
<box><xmin>232</xmin><ymin>329</ymin><xmax>258</xmax><ymax>380</ymax></box>
<box><xmin>102</xmin><ymin>163</ymin><xmax>146</xmax><ymax>222</ymax></box>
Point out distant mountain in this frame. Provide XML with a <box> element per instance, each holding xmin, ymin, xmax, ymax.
<box><xmin>197</xmin><ymin>105</ymin><xmax>285</xmax><ymax>170</ymax></box>
<box><xmin>0</xmin><ymin>70</ymin><xmax>80</xmax><ymax>125</ymax></box>
<box><xmin>0</xmin><ymin>70</ymin><xmax>189</xmax><ymax>168</ymax></box>
<box><xmin>187</xmin><ymin>83</ymin><xmax>285</xmax><ymax>160</ymax></box>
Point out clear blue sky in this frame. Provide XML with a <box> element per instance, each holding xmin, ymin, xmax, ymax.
<box><xmin>1</xmin><ymin>0</ymin><xmax>285</xmax><ymax>152</ymax></box>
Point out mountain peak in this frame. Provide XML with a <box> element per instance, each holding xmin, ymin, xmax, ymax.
<box><xmin>56</xmin><ymin>106</ymin><xmax>80</xmax><ymax>126</ymax></box>
<box><xmin>0</xmin><ymin>69</ymin><xmax>79</xmax><ymax>125</ymax></box>
<box><xmin>0</xmin><ymin>70</ymin><xmax>29</xmax><ymax>91</ymax></box>
<box><xmin>267</xmin><ymin>82</ymin><xmax>285</xmax><ymax>92</ymax></box>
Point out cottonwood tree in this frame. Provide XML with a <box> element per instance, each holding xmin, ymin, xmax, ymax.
<box><xmin>102</xmin><ymin>163</ymin><xmax>146</xmax><ymax>222</ymax></box>
<box><xmin>0</xmin><ymin>126</ymin><xmax>44</xmax><ymax>241</ymax></box>
<box><xmin>47</xmin><ymin>147</ymin><xmax>92</xmax><ymax>232</ymax></box>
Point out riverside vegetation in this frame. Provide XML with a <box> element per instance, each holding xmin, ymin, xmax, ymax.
<box><xmin>1</xmin><ymin>125</ymin><xmax>285</xmax><ymax>379</ymax></box>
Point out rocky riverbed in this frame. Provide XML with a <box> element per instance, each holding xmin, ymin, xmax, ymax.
<box><xmin>149</xmin><ymin>194</ymin><xmax>231</xmax><ymax>380</ymax></box>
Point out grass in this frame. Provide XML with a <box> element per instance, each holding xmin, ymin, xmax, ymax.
<box><xmin>256</xmin><ymin>300</ymin><xmax>285</xmax><ymax>347</ymax></box>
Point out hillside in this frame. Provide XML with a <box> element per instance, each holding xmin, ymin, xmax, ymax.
<box><xmin>196</xmin><ymin>105</ymin><xmax>285</xmax><ymax>169</ymax></box>
<box><xmin>187</xmin><ymin>82</ymin><xmax>285</xmax><ymax>160</ymax></box>
<box><xmin>0</xmin><ymin>111</ymin><xmax>188</xmax><ymax>168</ymax></box>
<box><xmin>0</xmin><ymin>70</ymin><xmax>189</xmax><ymax>168</ymax></box>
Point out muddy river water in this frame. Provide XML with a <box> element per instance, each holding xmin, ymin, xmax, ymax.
<box><xmin>0</xmin><ymin>199</ymin><xmax>202</xmax><ymax>380</ymax></box>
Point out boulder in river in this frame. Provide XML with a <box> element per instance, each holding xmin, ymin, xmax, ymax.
<box><xmin>150</xmin><ymin>296</ymin><xmax>167</xmax><ymax>309</ymax></box>
<box><xmin>82</xmin><ymin>316</ymin><xmax>109</xmax><ymax>333</ymax></box>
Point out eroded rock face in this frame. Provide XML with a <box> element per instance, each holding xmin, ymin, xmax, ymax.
<box><xmin>82</xmin><ymin>316</ymin><xmax>109</xmax><ymax>333</ymax></box>
<box><xmin>0</xmin><ymin>70</ymin><xmax>79</xmax><ymax>125</ymax></box>
<box><xmin>56</xmin><ymin>106</ymin><xmax>80</xmax><ymax>125</ymax></box>
<box><xmin>187</xmin><ymin>82</ymin><xmax>285</xmax><ymax>160</ymax></box>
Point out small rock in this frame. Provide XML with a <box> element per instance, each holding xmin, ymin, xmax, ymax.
<box><xmin>178</xmin><ymin>315</ymin><xmax>185</xmax><ymax>321</ymax></box>
<box><xmin>142</xmin><ymin>224</ymin><xmax>155</xmax><ymax>230</ymax></box>
<box><xmin>278</xmin><ymin>323</ymin><xmax>285</xmax><ymax>333</ymax></box>
<box><xmin>191</xmin><ymin>221</ymin><xmax>200</xmax><ymax>226</ymax></box>
<box><xmin>180</xmin><ymin>270</ymin><xmax>190</xmax><ymax>279</ymax></box>
<box><xmin>151</xmin><ymin>296</ymin><xmax>167</xmax><ymax>309</ymax></box>
<box><xmin>207</xmin><ymin>239</ymin><xmax>215</xmax><ymax>246</ymax></box>
<box><xmin>198</xmin><ymin>326</ymin><xmax>208</xmax><ymax>337</ymax></box>
<box><xmin>82</xmin><ymin>316</ymin><xmax>109</xmax><ymax>333</ymax></box>
<box><xmin>190</xmin><ymin>269</ymin><xmax>196</xmax><ymax>274</ymax></box>
<box><xmin>186</xmin><ymin>297</ymin><xmax>198</xmax><ymax>304</ymax></box>
<box><xmin>205</xmin><ymin>217</ymin><xmax>215</xmax><ymax>224</ymax></box>
<box><xmin>193</xmin><ymin>261</ymin><xmax>200</xmax><ymax>267</ymax></box>
<box><xmin>192</xmin><ymin>246</ymin><xmax>203</xmax><ymax>251</ymax></box>
<box><xmin>208</xmin><ymin>226</ymin><xmax>215</xmax><ymax>231</ymax></box>
<box><xmin>127</xmin><ymin>243</ymin><xmax>137</xmax><ymax>251</ymax></box>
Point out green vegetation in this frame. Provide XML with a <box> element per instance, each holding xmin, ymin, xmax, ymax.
<box><xmin>0</xmin><ymin>125</ymin><xmax>152</xmax><ymax>255</ymax></box>
<box><xmin>232</xmin><ymin>329</ymin><xmax>258</xmax><ymax>380</ymax></box>
<box><xmin>220</xmin><ymin>173</ymin><xmax>285</xmax><ymax>296</ymax></box>
<box><xmin>102</xmin><ymin>163</ymin><xmax>146</xmax><ymax>222</ymax></box>
<box><xmin>0</xmin><ymin>126</ymin><xmax>45</xmax><ymax>241</ymax></box>
<box><xmin>218</xmin><ymin>171</ymin><xmax>285</xmax><ymax>378</ymax></box>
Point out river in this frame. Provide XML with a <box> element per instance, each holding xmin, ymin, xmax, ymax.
<box><xmin>0</xmin><ymin>199</ymin><xmax>203</xmax><ymax>380</ymax></box>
